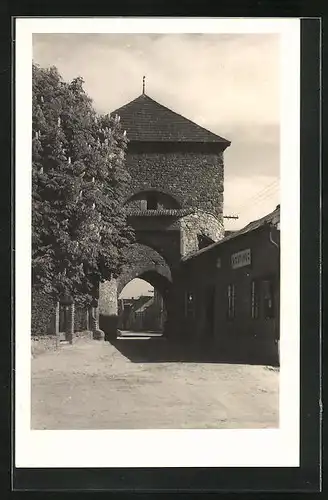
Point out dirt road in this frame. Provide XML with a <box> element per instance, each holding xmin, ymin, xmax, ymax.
<box><xmin>31</xmin><ymin>337</ymin><xmax>279</xmax><ymax>430</ymax></box>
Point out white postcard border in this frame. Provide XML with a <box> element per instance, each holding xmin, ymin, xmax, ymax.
<box><xmin>15</xmin><ymin>17</ymin><xmax>300</xmax><ymax>468</ymax></box>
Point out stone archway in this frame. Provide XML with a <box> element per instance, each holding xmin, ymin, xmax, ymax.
<box><xmin>118</xmin><ymin>270</ymin><xmax>172</xmax><ymax>334</ymax></box>
<box><xmin>117</xmin><ymin>243</ymin><xmax>172</xmax><ymax>296</ymax></box>
<box><xmin>98</xmin><ymin>243</ymin><xmax>175</xmax><ymax>338</ymax></box>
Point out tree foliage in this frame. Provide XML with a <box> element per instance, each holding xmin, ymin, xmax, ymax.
<box><xmin>32</xmin><ymin>63</ymin><xmax>134</xmax><ymax>305</ymax></box>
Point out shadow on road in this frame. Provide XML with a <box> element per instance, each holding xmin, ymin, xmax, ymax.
<box><xmin>107</xmin><ymin>334</ymin><xmax>279</xmax><ymax>367</ymax></box>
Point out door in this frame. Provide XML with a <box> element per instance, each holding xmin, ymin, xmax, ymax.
<box><xmin>59</xmin><ymin>304</ymin><xmax>67</xmax><ymax>332</ymax></box>
<box><xmin>205</xmin><ymin>285</ymin><xmax>216</xmax><ymax>338</ymax></box>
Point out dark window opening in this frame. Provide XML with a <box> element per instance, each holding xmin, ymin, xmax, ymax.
<box><xmin>227</xmin><ymin>284</ymin><xmax>235</xmax><ymax>319</ymax></box>
<box><xmin>126</xmin><ymin>190</ymin><xmax>181</xmax><ymax>210</ymax></box>
<box><xmin>146</xmin><ymin>193</ymin><xmax>158</xmax><ymax>210</ymax></box>
<box><xmin>251</xmin><ymin>280</ymin><xmax>260</xmax><ymax>319</ymax></box>
<box><xmin>197</xmin><ymin>234</ymin><xmax>215</xmax><ymax>250</ymax></box>
<box><xmin>263</xmin><ymin>279</ymin><xmax>275</xmax><ymax>319</ymax></box>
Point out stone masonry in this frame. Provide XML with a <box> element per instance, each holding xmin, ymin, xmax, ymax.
<box><xmin>125</xmin><ymin>150</ymin><xmax>224</xmax><ymax>218</ymax></box>
<box><xmin>98</xmin><ymin>92</ymin><xmax>230</xmax><ymax>338</ymax></box>
<box><xmin>179</xmin><ymin>210</ymin><xmax>225</xmax><ymax>257</ymax></box>
<box><xmin>117</xmin><ymin>243</ymin><xmax>172</xmax><ymax>296</ymax></box>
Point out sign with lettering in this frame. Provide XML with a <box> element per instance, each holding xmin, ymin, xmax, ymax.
<box><xmin>231</xmin><ymin>248</ymin><xmax>251</xmax><ymax>269</ymax></box>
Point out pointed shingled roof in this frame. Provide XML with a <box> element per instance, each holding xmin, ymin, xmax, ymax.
<box><xmin>111</xmin><ymin>93</ymin><xmax>230</xmax><ymax>145</ymax></box>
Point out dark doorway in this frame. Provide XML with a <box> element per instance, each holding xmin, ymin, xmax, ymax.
<box><xmin>59</xmin><ymin>304</ymin><xmax>69</xmax><ymax>333</ymax></box>
<box><xmin>205</xmin><ymin>285</ymin><xmax>216</xmax><ymax>338</ymax></box>
<box><xmin>146</xmin><ymin>193</ymin><xmax>158</xmax><ymax>210</ymax></box>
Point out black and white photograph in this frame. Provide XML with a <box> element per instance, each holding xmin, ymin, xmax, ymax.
<box><xmin>15</xmin><ymin>18</ymin><xmax>302</xmax><ymax>470</ymax></box>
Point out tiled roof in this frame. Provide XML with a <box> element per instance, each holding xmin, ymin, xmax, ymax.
<box><xmin>182</xmin><ymin>205</ymin><xmax>280</xmax><ymax>261</ymax></box>
<box><xmin>111</xmin><ymin>93</ymin><xmax>230</xmax><ymax>144</ymax></box>
<box><xmin>125</xmin><ymin>208</ymin><xmax>195</xmax><ymax>217</ymax></box>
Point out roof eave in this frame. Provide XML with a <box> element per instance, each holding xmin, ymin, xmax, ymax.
<box><xmin>127</xmin><ymin>139</ymin><xmax>231</xmax><ymax>151</ymax></box>
<box><xmin>181</xmin><ymin>207</ymin><xmax>280</xmax><ymax>262</ymax></box>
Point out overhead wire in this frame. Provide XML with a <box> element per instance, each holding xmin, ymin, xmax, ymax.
<box><xmin>239</xmin><ymin>187</ymin><xmax>279</xmax><ymax>217</ymax></box>
<box><xmin>226</xmin><ymin>179</ymin><xmax>279</xmax><ymax>215</ymax></box>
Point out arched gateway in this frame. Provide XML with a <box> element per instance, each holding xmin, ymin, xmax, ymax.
<box><xmin>97</xmin><ymin>92</ymin><xmax>230</xmax><ymax>339</ymax></box>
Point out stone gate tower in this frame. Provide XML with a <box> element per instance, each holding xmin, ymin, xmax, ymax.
<box><xmin>98</xmin><ymin>90</ymin><xmax>231</xmax><ymax>337</ymax></box>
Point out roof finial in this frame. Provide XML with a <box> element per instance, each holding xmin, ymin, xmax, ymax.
<box><xmin>142</xmin><ymin>75</ymin><xmax>146</xmax><ymax>94</ymax></box>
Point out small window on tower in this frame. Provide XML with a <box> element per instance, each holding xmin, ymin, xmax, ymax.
<box><xmin>147</xmin><ymin>193</ymin><xmax>158</xmax><ymax>210</ymax></box>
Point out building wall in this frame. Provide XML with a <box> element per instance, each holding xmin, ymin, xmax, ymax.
<box><xmin>118</xmin><ymin>291</ymin><xmax>165</xmax><ymax>332</ymax></box>
<box><xmin>140</xmin><ymin>289</ymin><xmax>166</xmax><ymax>331</ymax></box>
<box><xmin>180</xmin><ymin>226</ymin><xmax>280</xmax><ymax>364</ymax></box>
<box><xmin>125</xmin><ymin>149</ymin><xmax>224</xmax><ymax>219</ymax></box>
<box><xmin>179</xmin><ymin>210</ymin><xmax>225</xmax><ymax>257</ymax></box>
<box><xmin>98</xmin><ymin>278</ymin><xmax>118</xmax><ymax>337</ymax></box>
<box><xmin>98</xmin><ymin>143</ymin><xmax>227</xmax><ymax>338</ymax></box>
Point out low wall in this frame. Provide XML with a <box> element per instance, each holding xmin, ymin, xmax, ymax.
<box><xmin>73</xmin><ymin>330</ymin><xmax>93</xmax><ymax>342</ymax></box>
<box><xmin>31</xmin><ymin>335</ymin><xmax>58</xmax><ymax>357</ymax></box>
<box><xmin>31</xmin><ymin>330</ymin><xmax>94</xmax><ymax>357</ymax></box>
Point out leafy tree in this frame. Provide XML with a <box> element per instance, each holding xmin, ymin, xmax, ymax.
<box><xmin>32</xmin><ymin>64</ymin><xmax>134</xmax><ymax>305</ymax></box>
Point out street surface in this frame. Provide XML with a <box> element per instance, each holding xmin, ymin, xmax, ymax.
<box><xmin>31</xmin><ymin>336</ymin><xmax>279</xmax><ymax>429</ymax></box>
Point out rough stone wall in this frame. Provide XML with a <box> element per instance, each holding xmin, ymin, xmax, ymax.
<box><xmin>73</xmin><ymin>330</ymin><xmax>93</xmax><ymax>341</ymax></box>
<box><xmin>117</xmin><ymin>243</ymin><xmax>172</xmax><ymax>295</ymax></box>
<box><xmin>98</xmin><ymin>278</ymin><xmax>119</xmax><ymax>337</ymax></box>
<box><xmin>99</xmin><ymin>279</ymin><xmax>118</xmax><ymax>316</ymax></box>
<box><xmin>180</xmin><ymin>210</ymin><xmax>225</xmax><ymax>257</ymax></box>
<box><xmin>132</xmin><ymin>228</ymin><xmax>182</xmax><ymax>268</ymax></box>
<box><xmin>31</xmin><ymin>335</ymin><xmax>58</xmax><ymax>357</ymax></box>
<box><xmin>31</xmin><ymin>331</ymin><xmax>93</xmax><ymax>358</ymax></box>
<box><xmin>125</xmin><ymin>151</ymin><xmax>224</xmax><ymax>219</ymax></box>
<box><xmin>97</xmin><ymin>145</ymin><xmax>226</xmax><ymax>339</ymax></box>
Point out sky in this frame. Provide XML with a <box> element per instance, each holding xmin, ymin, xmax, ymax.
<box><xmin>33</xmin><ymin>33</ymin><xmax>280</xmax><ymax>298</ymax></box>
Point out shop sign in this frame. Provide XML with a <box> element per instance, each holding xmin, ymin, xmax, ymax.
<box><xmin>231</xmin><ymin>248</ymin><xmax>251</xmax><ymax>269</ymax></box>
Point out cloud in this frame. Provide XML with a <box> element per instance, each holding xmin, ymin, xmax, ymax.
<box><xmin>119</xmin><ymin>278</ymin><xmax>153</xmax><ymax>299</ymax></box>
<box><xmin>224</xmin><ymin>125</ymin><xmax>280</xmax><ymax>178</ymax></box>
<box><xmin>33</xmin><ymin>32</ymin><xmax>280</xmax><ymax>231</ymax></box>
<box><xmin>33</xmin><ymin>33</ymin><xmax>279</xmax><ymax>127</ymax></box>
